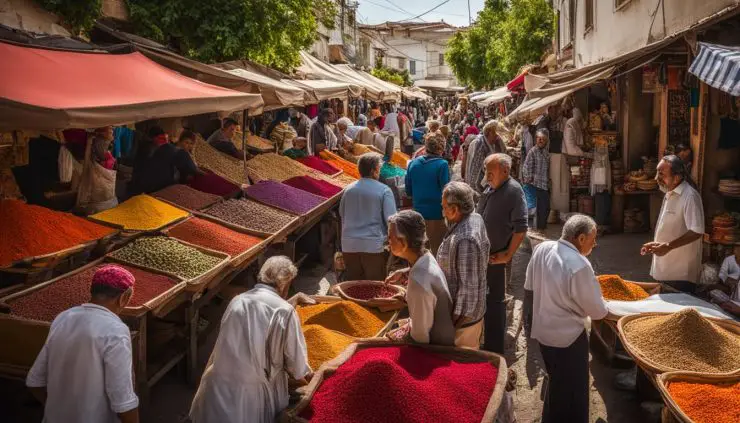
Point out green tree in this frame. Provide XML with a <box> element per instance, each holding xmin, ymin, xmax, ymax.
<box><xmin>446</xmin><ymin>0</ymin><xmax>553</xmax><ymax>89</ymax></box>
<box><xmin>37</xmin><ymin>0</ymin><xmax>102</xmax><ymax>34</ymax></box>
<box><xmin>126</xmin><ymin>0</ymin><xmax>337</xmax><ymax>71</ymax></box>
<box><xmin>371</xmin><ymin>65</ymin><xmax>412</xmax><ymax>87</ymax></box>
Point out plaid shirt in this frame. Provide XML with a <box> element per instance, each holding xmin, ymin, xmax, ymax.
<box><xmin>436</xmin><ymin>213</ymin><xmax>490</xmax><ymax>324</ymax></box>
<box><xmin>522</xmin><ymin>145</ymin><xmax>549</xmax><ymax>191</ymax></box>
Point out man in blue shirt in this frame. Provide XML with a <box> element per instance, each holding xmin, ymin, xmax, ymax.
<box><xmin>405</xmin><ymin>133</ymin><xmax>451</xmax><ymax>255</ymax></box>
<box><xmin>339</xmin><ymin>152</ymin><xmax>397</xmax><ymax>281</ymax></box>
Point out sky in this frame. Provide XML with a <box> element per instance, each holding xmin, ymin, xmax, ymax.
<box><xmin>356</xmin><ymin>0</ymin><xmax>486</xmax><ymax>28</ymax></box>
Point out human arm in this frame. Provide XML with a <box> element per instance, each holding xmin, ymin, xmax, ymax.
<box><xmin>521</xmin><ymin>151</ymin><xmax>534</xmax><ymax>184</ymax></box>
<box><xmin>382</xmin><ymin>187</ymin><xmax>398</xmax><ymax>223</ymax></box>
<box><xmin>720</xmin><ymin>301</ymin><xmax>740</xmax><ymax>317</ymax></box>
<box><xmin>452</xmin><ymin>240</ymin><xmax>483</xmax><ymax>327</ymax></box>
<box><xmin>284</xmin><ymin>310</ymin><xmax>312</xmax><ymax>377</ymax></box>
<box><xmin>490</xmin><ymin>189</ymin><xmax>528</xmax><ymax>264</ymax></box>
<box><xmin>118</xmin><ymin>409</ymin><xmax>139</xmax><ymax>423</ymax></box>
<box><xmin>103</xmin><ymin>334</ymin><xmax>139</xmax><ymax>418</ymax></box>
<box><xmin>643</xmin><ymin>191</ymin><xmax>704</xmax><ymax>256</ymax></box>
<box><xmin>719</xmin><ymin>257</ymin><xmax>731</xmax><ymax>282</ymax></box>
<box><xmin>460</xmin><ymin>148</ymin><xmax>468</xmax><ymax>179</ymax></box>
<box><xmin>569</xmin><ymin>267</ymin><xmax>609</xmax><ymax>321</ymax></box>
<box><xmin>26</xmin><ymin>338</ymin><xmax>50</xmax><ymax>404</ymax></box>
<box><xmin>439</xmin><ymin>161</ymin><xmax>451</xmax><ymax>188</ymax></box>
<box><xmin>404</xmin><ymin>163</ymin><xmax>413</xmax><ymax>197</ymax></box>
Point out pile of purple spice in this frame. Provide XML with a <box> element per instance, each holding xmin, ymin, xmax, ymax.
<box><xmin>244</xmin><ymin>180</ymin><xmax>325</xmax><ymax>215</ymax></box>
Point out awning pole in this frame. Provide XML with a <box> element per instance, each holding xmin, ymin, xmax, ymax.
<box><xmin>242</xmin><ymin>109</ymin><xmax>249</xmax><ymax>185</ymax></box>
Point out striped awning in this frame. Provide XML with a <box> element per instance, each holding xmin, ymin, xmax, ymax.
<box><xmin>689</xmin><ymin>42</ymin><xmax>740</xmax><ymax>96</ymax></box>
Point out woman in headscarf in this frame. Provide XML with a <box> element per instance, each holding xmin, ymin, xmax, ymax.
<box><xmin>308</xmin><ymin>108</ymin><xmax>337</xmax><ymax>155</ymax></box>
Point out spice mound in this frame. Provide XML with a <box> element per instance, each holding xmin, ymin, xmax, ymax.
<box><xmin>244</xmin><ymin>180</ymin><xmax>325</xmax><ymax>215</ymax></box>
<box><xmin>297</xmin><ymin>301</ymin><xmax>392</xmax><ymax>338</ymax></box>
<box><xmin>319</xmin><ymin>150</ymin><xmax>361</xmax><ymax>179</ymax></box>
<box><xmin>165</xmin><ymin>217</ymin><xmax>263</xmax><ymax>257</ymax></box>
<box><xmin>8</xmin><ymin>263</ymin><xmax>177</xmax><ymax>322</ymax></box>
<box><xmin>282</xmin><ymin>176</ymin><xmax>343</xmax><ymax>199</ymax></box>
<box><xmin>204</xmin><ymin>198</ymin><xmax>295</xmax><ymax>234</ymax></box>
<box><xmin>667</xmin><ymin>380</ymin><xmax>740</xmax><ymax>423</ymax></box>
<box><xmin>598</xmin><ymin>275</ymin><xmax>650</xmax><ymax>301</ymax></box>
<box><xmin>302</xmin><ymin>324</ymin><xmax>356</xmax><ymax>370</ymax></box>
<box><xmin>193</xmin><ymin>138</ymin><xmax>245</xmax><ymax>184</ymax></box>
<box><xmin>623</xmin><ymin>309</ymin><xmax>740</xmax><ymax>373</ymax></box>
<box><xmin>296</xmin><ymin>156</ymin><xmax>341</xmax><ymax>176</ymax></box>
<box><xmin>300</xmin><ymin>345</ymin><xmax>499</xmax><ymax>423</ymax></box>
<box><xmin>109</xmin><ymin>236</ymin><xmax>223</xmax><ymax>280</ymax></box>
<box><xmin>343</xmin><ymin>283</ymin><xmax>400</xmax><ymax>300</ymax></box>
<box><xmin>153</xmin><ymin>184</ymin><xmax>221</xmax><ymax>211</ymax></box>
<box><xmin>0</xmin><ymin>200</ymin><xmax>115</xmax><ymax>267</ymax></box>
<box><xmin>188</xmin><ymin>172</ymin><xmax>240</xmax><ymax>197</ymax></box>
<box><xmin>90</xmin><ymin>195</ymin><xmax>188</xmax><ymax>231</ymax></box>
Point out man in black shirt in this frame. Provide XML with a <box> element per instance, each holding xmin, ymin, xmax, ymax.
<box><xmin>130</xmin><ymin>130</ymin><xmax>199</xmax><ymax>195</ymax></box>
<box><xmin>207</xmin><ymin>118</ymin><xmax>241</xmax><ymax>159</ymax></box>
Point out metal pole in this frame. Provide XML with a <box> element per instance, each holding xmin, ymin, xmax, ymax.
<box><xmin>467</xmin><ymin>0</ymin><xmax>472</xmax><ymax>25</ymax></box>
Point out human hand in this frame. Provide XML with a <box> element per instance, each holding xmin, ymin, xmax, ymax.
<box><xmin>288</xmin><ymin>293</ymin><xmax>316</xmax><ymax>307</ymax></box>
<box><xmin>385</xmin><ymin>268</ymin><xmax>410</xmax><ymax>285</ymax></box>
<box><xmin>489</xmin><ymin>253</ymin><xmax>509</xmax><ymax>265</ymax></box>
<box><xmin>641</xmin><ymin>242</ymin><xmax>660</xmax><ymax>256</ymax></box>
<box><xmin>649</xmin><ymin>242</ymin><xmax>671</xmax><ymax>256</ymax></box>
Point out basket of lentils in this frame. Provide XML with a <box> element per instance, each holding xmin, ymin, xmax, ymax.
<box><xmin>332</xmin><ymin>280</ymin><xmax>406</xmax><ymax>311</ymax></box>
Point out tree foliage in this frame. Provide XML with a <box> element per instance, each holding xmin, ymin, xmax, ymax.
<box><xmin>125</xmin><ymin>0</ymin><xmax>337</xmax><ymax>71</ymax></box>
<box><xmin>371</xmin><ymin>65</ymin><xmax>412</xmax><ymax>87</ymax></box>
<box><xmin>37</xmin><ymin>0</ymin><xmax>102</xmax><ymax>34</ymax></box>
<box><xmin>446</xmin><ymin>0</ymin><xmax>553</xmax><ymax>89</ymax></box>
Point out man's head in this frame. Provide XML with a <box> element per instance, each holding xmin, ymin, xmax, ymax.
<box><xmin>318</xmin><ymin>108</ymin><xmax>332</xmax><ymax>124</ymax></box>
<box><xmin>482</xmin><ymin>120</ymin><xmax>498</xmax><ymax>140</ymax></box>
<box><xmin>337</xmin><ymin>120</ymin><xmax>349</xmax><ymax>133</ymax></box>
<box><xmin>535</xmin><ymin>128</ymin><xmax>549</xmax><ymax>149</ymax></box>
<box><xmin>258</xmin><ymin>255</ymin><xmax>298</xmax><ymax>299</ymax></box>
<box><xmin>424</xmin><ymin>133</ymin><xmax>445</xmax><ymax>156</ymax></box>
<box><xmin>547</xmin><ymin>104</ymin><xmax>561</xmax><ymax>119</ymax></box>
<box><xmin>442</xmin><ymin>181</ymin><xmax>476</xmax><ymax>226</ymax></box>
<box><xmin>428</xmin><ymin>120</ymin><xmax>441</xmax><ymax>133</ymax></box>
<box><xmin>289</xmin><ymin>108</ymin><xmax>299</xmax><ymax>119</ymax></box>
<box><xmin>388</xmin><ymin>210</ymin><xmax>428</xmax><ymax>259</ymax></box>
<box><xmin>561</xmin><ymin>214</ymin><xmax>598</xmax><ymax>256</ymax></box>
<box><xmin>222</xmin><ymin>118</ymin><xmax>238</xmax><ymax>139</ymax></box>
<box><xmin>95</xmin><ymin>126</ymin><xmax>115</xmax><ymax>141</ymax></box>
<box><xmin>177</xmin><ymin>130</ymin><xmax>196</xmax><ymax>153</ymax></box>
<box><xmin>358</xmin><ymin>152</ymin><xmax>382</xmax><ymax>180</ymax></box>
<box><xmin>484</xmin><ymin>153</ymin><xmax>512</xmax><ymax>189</ymax></box>
<box><xmin>367</xmin><ymin>119</ymin><xmax>377</xmax><ymax>131</ymax></box>
<box><xmin>90</xmin><ymin>265</ymin><xmax>135</xmax><ymax>314</ymax></box>
<box><xmin>655</xmin><ymin>155</ymin><xmax>688</xmax><ymax>192</ymax></box>
<box><xmin>676</xmin><ymin>143</ymin><xmax>693</xmax><ymax>163</ymax></box>
<box><xmin>293</xmin><ymin>137</ymin><xmax>308</xmax><ymax>151</ymax></box>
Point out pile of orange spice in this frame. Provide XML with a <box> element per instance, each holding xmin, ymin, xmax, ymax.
<box><xmin>597</xmin><ymin>275</ymin><xmax>650</xmax><ymax>301</ymax></box>
<box><xmin>319</xmin><ymin>150</ymin><xmax>361</xmax><ymax>179</ymax></box>
<box><xmin>667</xmin><ymin>380</ymin><xmax>740</xmax><ymax>423</ymax></box>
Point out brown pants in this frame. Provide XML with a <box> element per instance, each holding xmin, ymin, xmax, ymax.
<box><xmin>342</xmin><ymin>252</ymin><xmax>388</xmax><ymax>281</ymax></box>
<box><xmin>425</xmin><ymin>219</ymin><xmax>447</xmax><ymax>256</ymax></box>
<box><xmin>455</xmin><ymin>320</ymin><xmax>483</xmax><ymax>349</ymax></box>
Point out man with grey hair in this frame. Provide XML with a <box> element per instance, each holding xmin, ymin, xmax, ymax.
<box><xmin>437</xmin><ymin>181</ymin><xmax>490</xmax><ymax>349</ymax></box>
<box><xmin>339</xmin><ymin>153</ymin><xmax>397</xmax><ymax>281</ymax></box>
<box><xmin>190</xmin><ymin>256</ymin><xmax>311</xmax><ymax>423</ymax></box>
<box><xmin>524</xmin><ymin>214</ymin><xmax>607</xmax><ymax>423</ymax></box>
<box><xmin>465</xmin><ymin>120</ymin><xmax>508</xmax><ymax>193</ymax></box>
<box><xmin>477</xmin><ymin>153</ymin><xmax>527</xmax><ymax>354</ymax></box>
<box><xmin>405</xmin><ymin>132</ymin><xmax>451</xmax><ymax>254</ymax></box>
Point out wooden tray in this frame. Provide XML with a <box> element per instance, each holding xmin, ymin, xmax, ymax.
<box><xmin>331</xmin><ymin>280</ymin><xmax>406</xmax><ymax>311</ymax></box>
<box><xmin>152</xmin><ymin>193</ymin><xmax>223</xmax><ymax>213</ymax></box>
<box><xmin>86</xmin><ymin>213</ymin><xmax>191</xmax><ymax>237</ymax></box>
<box><xmin>192</xmin><ymin>210</ymin><xmax>279</xmax><ymax>240</ymax></box>
<box><xmin>617</xmin><ymin>312</ymin><xmax>740</xmax><ymax>375</ymax></box>
<box><xmin>280</xmin><ymin>339</ymin><xmax>507</xmax><ymax>423</ymax></box>
<box><xmin>656</xmin><ymin>371</ymin><xmax>740</xmax><ymax>423</ymax></box>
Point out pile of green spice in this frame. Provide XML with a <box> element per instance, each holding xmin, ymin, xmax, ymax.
<box><xmin>109</xmin><ymin>236</ymin><xmax>223</xmax><ymax>280</ymax></box>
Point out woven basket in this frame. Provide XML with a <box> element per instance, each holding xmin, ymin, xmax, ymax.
<box><xmin>617</xmin><ymin>312</ymin><xmax>740</xmax><ymax>375</ymax></box>
<box><xmin>656</xmin><ymin>371</ymin><xmax>740</xmax><ymax>423</ymax></box>
<box><xmin>279</xmin><ymin>339</ymin><xmax>508</xmax><ymax>423</ymax></box>
<box><xmin>332</xmin><ymin>280</ymin><xmax>406</xmax><ymax>311</ymax></box>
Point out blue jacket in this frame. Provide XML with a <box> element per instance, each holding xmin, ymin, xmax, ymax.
<box><xmin>405</xmin><ymin>155</ymin><xmax>450</xmax><ymax>220</ymax></box>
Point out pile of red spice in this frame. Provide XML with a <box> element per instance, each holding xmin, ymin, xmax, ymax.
<box><xmin>296</xmin><ymin>156</ymin><xmax>341</xmax><ymax>175</ymax></box>
<box><xmin>282</xmin><ymin>176</ymin><xmax>343</xmax><ymax>199</ymax></box>
<box><xmin>344</xmin><ymin>283</ymin><xmax>399</xmax><ymax>300</ymax></box>
<box><xmin>188</xmin><ymin>172</ymin><xmax>240</xmax><ymax>197</ymax></box>
<box><xmin>165</xmin><ymin>217</ymin><xmax>264</xmax><ymax>257</ymax></box>
<box><xmin>8</xmin><ymin>263</ymin><xmax>178</xmax><ymax>321</ymax></box>
<box><xmin>667</xmin><ymin>380</ymin><xmax>740</xmax><ymax>423</ymax></box>
<box><xmin>300</xmin><ymin>345</ymin><xmax>498</xmax><ymax>423</ymax></box>
<box><xmin>0</xmin><ymin>200</ymin><xmax>116</xmax><ymax>268</ymax></box>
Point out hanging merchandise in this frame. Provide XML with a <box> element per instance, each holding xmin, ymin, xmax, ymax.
<box><xmin>642</xmin><ymin>64</ymin><xmax>661</xmax><ymax>93</ymax></box>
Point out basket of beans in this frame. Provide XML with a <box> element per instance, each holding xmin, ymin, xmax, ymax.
<box><xmin>332</xmin><ymin>280</ymin><xmax>406</xmax><ymax>311</ymax></box>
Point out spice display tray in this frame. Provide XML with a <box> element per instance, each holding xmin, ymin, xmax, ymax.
<box><xmin>331</xmin><ymin>280</ymin><xmax>406</xmax><ymax>311</ymax></box>
<box><xmin>153</xmin><ymin>193</ymin><xmax>223</xmax><ymax>213</ymax></box>
<box><xmin>86</xmin><ymin>213</ymin><xmax>190</xmax><ymax>236</ymax></box>
<box><xmin>656</xmin><ymin>371</ymin><xmax>740</xmax><ymax>423</ymax></box>
<box><xmin>293</xmin><ymin>295</ymin><xmax>400</xmax><ymax>339</ymax></box>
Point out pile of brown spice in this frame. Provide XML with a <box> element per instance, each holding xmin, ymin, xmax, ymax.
<box><xmin>623</xmin><ymin>308</ymin><xmax>740</xmax><ymax>373</ymax></box>
<box><xmin>598</xmin><ymin>275</ymin><xmax>650</xmax><ymax>301</ymax></box>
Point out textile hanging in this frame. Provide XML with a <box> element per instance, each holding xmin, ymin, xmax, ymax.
<box><xmin>688</xmin><ymin>42</ymin><xmax>740</xmax><ymax>96</ymax></box>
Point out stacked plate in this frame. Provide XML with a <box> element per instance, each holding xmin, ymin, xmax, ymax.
<box><xmin>637</xmin><ymin>179</ymin><xmax>658</xmax><ymax>191</ymax></box>
<box><xmin>718</xmin><ymin>179</ymin><xmax>740</xmax><ymax>197</ymax></box>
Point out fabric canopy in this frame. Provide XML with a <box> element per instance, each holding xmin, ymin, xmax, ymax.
<box><xmin>689</xmin><ymin>42</ymin><xmax>740</xmax><ymax>96</ymax></box>
<box><xmin>402</xmin><ymin>87</ymin><xmax>432</xmax><ymax>101</ymax></box>
<box><xmin>413</xmin><ymin>78</ymin><xmax>465</xmax><ymax>92</ymax></box>
<box><xmin>351</xmin><ymin>68</ymin><xmax>403</xmax><ymax>102</ymax></box>
<box><xmin>506</xmin><ymin>69</ymin><xmax>528</xmax><ymax>91</ymax></box>
<box><xmin>471</xmin><ymin>86</ymin><xmax>511</xmax><ymax>106</ymax></box>
<box><xmin>297</xmin><ymin>52</ymin><xmax>383</xmax><ymax>101</ymax></box>
<box><xmin>282</xmin><ymin>78</ymin><xmax>362</xmax><ymax>102</ymax></box>
<box><xmin>0</xmin><ymin>41</ymin><xmax>263</xmax><ymax>130</ymax></box>
<box><xmin>222</xmin><ymin>68</ymin><xmax>306</xmax><ymax>111</ymax></box>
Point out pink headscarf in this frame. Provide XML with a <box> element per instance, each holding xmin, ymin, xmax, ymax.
<box><xmin>92</xmin><ymin>265</ymin><xmax>135</xmax><ymax>292</ymax></box>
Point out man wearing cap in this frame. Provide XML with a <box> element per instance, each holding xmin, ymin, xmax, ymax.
<box><xmin>27</xmin><ymin>265</ymin><xmax>139</xmax><ymax>423</ymax></box>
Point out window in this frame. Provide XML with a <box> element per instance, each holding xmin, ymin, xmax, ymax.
<box><xmin>568</xmin><ymin>0</ymin><xmax>575</xmax><ymax>43</ymax></box>
<box><xmin>439</xmin><ymin>53</ymin><xmax>444</xmax><ymax>66</ymax></box>
<box><xmin>584</xmin><ymin>0</ymin><xmax>594</xmax><ymax>33</ymax></box>
<box><xmin>398</xmin><ymin>57</ymin><xmax>405</xmax><ymax>69</ymax></box>
<box><xmin>559</xmin><ymin>0</ymin><xmax>575</xmax><ymax>49</ymax></box>
<box><xmin>614</xmin><ymin>0</ymin><xmax>631</xmax><ymax>10</ymax></box>
<box><xmin>409</xmin><ymin>60</ymin><xmax>416</xmax><ymax>75</ymax></box>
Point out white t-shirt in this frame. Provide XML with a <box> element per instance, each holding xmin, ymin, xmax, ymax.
<box><xmin>525</xmin><ymin>240</ymin><xmax>608</xmax><ymax>348</ymax></box>
<box><xmin>650</xmin><ymin>181</ymin><xmax>705</xmax><ymax>283</ymax></box>
<box><xmin>27</xmin><ymin>304</ymin><xmax>138</xmax><ymax>423</ymax></box>
<box><xmin>719</xmin><ymin>255</ymin><xmax>740</xmax><ymax>303</ymax></box>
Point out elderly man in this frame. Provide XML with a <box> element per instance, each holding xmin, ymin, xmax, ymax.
<box><xmin>190</xmin><ymin>256</ymin><xmax>311</xmax><ymax>423</ymax></box>
<box><xmin>437</xmin><ymin>182</ymin><xmax>490</xmax><ymax>349</ymax></box>
<box><xmin>465</xmin><ymin>121</ymin><xmax>508</xmax><ymax>193</ymax></box>
<box><xmin>27</xmin><ymin>265</ymin><xmax>139</xmax><ymax>423</ymax></box>
<box><xmin>525</xmin><ymin>215</ymin><xmax>608</xmax><ymax>423</ymax></box>
<box><xmin>354</xmin><ymin>119</ymin><xmax>381</xmax><ymax>146</ymax></box>
<box><xmin>641</xmin><ymin>155</ymin><xmax>704</xmax><ymax>293</ymax></box>
<box><xmin>405</xmin><ymin>132</ymin><xmax>451</xmax><ymax>255</ymax></box>
<box><xmin>522</xmin><ymin>128</ymin><xmax>551</xmax><ymax>231</ymax></box>
<box><xmin>476</xmin><ymin>153</ymin><xmax>527</xmax><ymax>354</ymax></box>
<box><xmin>339</xmin><ymin>153</ymin><xmax>397</xmax><ymax>281</ymax></box>
<box><xmin>207</xmin><ymin>117</ymin><xmax>241</xmax><ymax>159</ymax></box>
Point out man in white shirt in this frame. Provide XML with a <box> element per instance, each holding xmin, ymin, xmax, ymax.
<box><xmin>713</xmin><ymin>244</ymin><xmax>740</xmax><ymax>316</ymax></box>
<box><xmin>641</xmin><ymin>155</ymin><xmax>704</xmax><ymax>294</ymax></box>
<box><xmin>525</xmin><ymin>214</ymin><xmax>608</xmax><ymax>423</ymax></box>
<box><xmin>27</xmin><ymin>265</ymin><xmax>139</xmax><ymax>423</ymax></box>
<box><xmin>189</xmin><ymin>256</ymin><xmax>311</xmax><ymax>423</ymax></box>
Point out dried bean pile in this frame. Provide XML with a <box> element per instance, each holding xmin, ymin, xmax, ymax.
<box><xmin>302</xmin><ymin>324</ymin><xmax>356</xmax><ymax>370</ymax></box>
<box><xmin>623</xmin><ymin>308</ymin><xmax>740</xmax><ymax>373</ymax></box>
<box><xmin>165</xmin><ymin>217</ymin><xmax>263</xmax><ymax>257</ymax></box>
<box><xmin>598</xmin><ymin>275</ymin><xmax>650</xmax><ymax>301</ymax></box>
<box><xmin>343</xmin><ymin>283</ymin><xmax>399</xmax><ymax>300</ymax></box>
<box><xmin>8</xmin><ymin>263</ymin><xmax>177</xmax><ymax>321</ymax></box>
<box><xmin>282</xmin><ymin>176</ymin><xmax>343</xmax><ymax>199</ymax></box>
<box><xmin>244</xmin><ymin>180</ymin><xmax>324</xmax><ymax>215</ymax></box>
<box><xmin>188</xmin><ymin>172</ymin><xmax>240</xmax><ymax>197</ymax></box>
<box><xmin>204</xmin><ymin>198</ymin><xmax>295</xmax><ymax>234</ymax></box>
<box><xmin>667</xmin><ymin>381</ymin><xmax>740</xmax><ymax>423</ymax></box>
<box><xmin>331</xmin><ymin>173</ymin><xmax>358</xmax><ymax>188</ymax></box>
<box><xmin>193</xmin><ymin>138</ymin><xmax>246</xmax><ymax>184</ymax></box>
<box><xmin>153</xmin><ymin>184</ymin><xmax>221</xmax><ymax>211</ymax></box>
<box><xmin>296</xmin><ymin>156</ymin><xmax>341</xmax><ymax>175</ymax></box>
<box><xmin>90</xmin><ymin>195</ymin><xmax>189</xmax><ymax>231</ymax></box>
<box><xmin>297</xmin><ymin>301</ymin><xmax>392</xmax><ymax>339</ymax></box>
<box><xmin>109</xmin><ymin>236</ymin><xmax>223</xmax><ymax>280</ymax></box>
<box><xmin>246</xmin><ymin>153</ymin><xmax>307</xmax><ymax>181</ymax></box>
<box><xmin>300</xmin><ymin>345</ymin><xmax>499</xmax><ymax>423</ymax></box>
<box><xmin>0</xmin><ymin>199</ymin><xmax>115</xmax><ymax>267</ymax></box>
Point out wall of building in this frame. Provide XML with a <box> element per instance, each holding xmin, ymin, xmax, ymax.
<box><xmin>381</xmin><ymin>36</ymin><xmax>454</xmax><ymax>81</ymax></box>
<box><xmin>0</xmin><ymin>0</ymin><xmax>69</xmax><ymax>35</ymax></box>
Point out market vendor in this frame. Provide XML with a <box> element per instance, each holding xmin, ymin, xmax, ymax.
<box><xmin>207</xmin><ymin>118</ymin><xmax>242</xmax><ymax>159</ymax></box>
<box><xmin>640</xmin><ymin>155</ymin><xmax>704</xmax><ymax>294</ymax></box>
<box><xmin>524</xmin><ymin>215</ymin><xmax>607</xmax><ymax>423</ymax></box>
<box><xmin>336</xmin><ymin>138</ymin><xmax>359</xmax><ymax>164</ymax></box>
<box><xmin>289</xmin><ymin>108</ymin><xmax>312</xmax><ymax>138</ymax></box>
<box><xmin>77</xmin><ymin>126</ymin><xmax>119</xmax><ymax>214</ymax></box>
<box><xmin>189</xmin><ymin>256</ymin><xmax>311</xmax><ymax>423</ymax></box>
<box><xmin>387</xmin><ymin>210</ymin><xmax>455</xmax><ymax>346</ymax></box>
<box><xmin>339</xmin><ymin>153</ymin><xmax>397</xmax><ymax>281</ymax></box>
<box><xmin>130</xmin><ymin>130</ymin><xmax>201</xmax><ymax>194</ymax></box>
<box><xmin>308</xmin><ymin>108</ymin><xmax>337</xmax><ymax>155</ymax></box>
<box><xmin>337</xmin><ymin>117</ymin><xmax>361</xmax><ymax>141</ymax></box>
<box><xmin>708</xmin><ymin>244</ymin><xmax>740</xmax><ymax>316</ymax></box>
<box><xmin>27</xmin><ymin>265</ymin><xmax>139</xmax><ymax>423</ymax></box>
<box><xmin>562</xmin><ymin>107</ymin><xmax>591</xmax><ymax>158</ymax></box>
<box><xmin>354</xmin><ymin>119</ymin><xmax>380</xmax><ymax>146</ymax></box>
<box><xmin>283</xmin><ymin>136</ymin><xmax>309</xmax><ymax>160</ymax></box>
<box><xmin>437</xmin><ymin>182</ymin><xmax>490</xmax><ymax>349</ymax></box>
